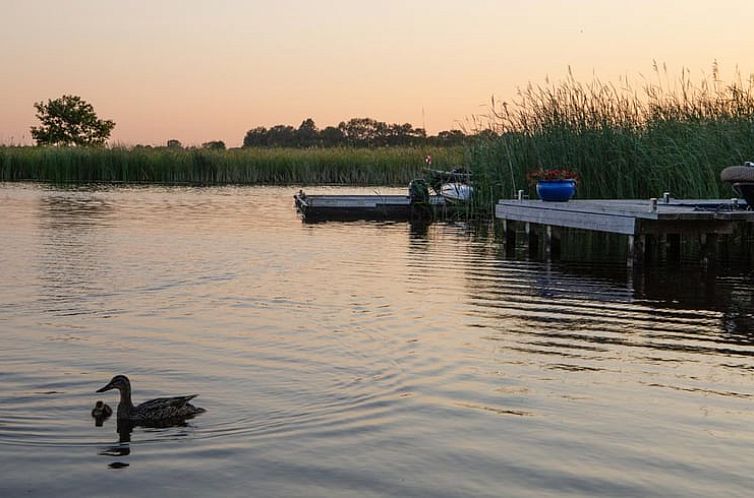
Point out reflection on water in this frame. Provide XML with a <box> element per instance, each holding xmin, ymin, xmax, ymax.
<box><xmin>99</xmin><ymin>419</ymin><xmax>132</xmax><ymax>462</ymax></box>
<box><xmin>3</xmin><ymin>183</ymin><xmax>754</xmax><ymax>497</ymax></box>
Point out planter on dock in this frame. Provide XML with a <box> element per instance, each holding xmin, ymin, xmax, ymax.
<box><xmin>536</xmin><ymin>179</ymin><xmax>577</xmax><ymax>202</ymax></box>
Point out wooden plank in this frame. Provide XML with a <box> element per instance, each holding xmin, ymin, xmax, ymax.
<box><xmin>638</xmin><ymin>220</ymin><xmax>737</xmax><ymax>235</ymax></box>
<box><xmin>497</xmin><ymin>199</ymin><xmax>754</xmax><ymax>221</ymax></box>
<box><xmin>495</xmin><ymin>198</ymin><xmax>754</xmax><ymax>236</ymax></box>
<box><xmin>304</xmin><ymin>195</ymin><xmax>447</xmax><ymax>208</ymax></box>
<box><xmin>495</xmin><ymin>202</ymin><xmax>637</xmax><ymax>234</ymax></box>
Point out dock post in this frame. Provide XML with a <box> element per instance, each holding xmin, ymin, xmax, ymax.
<box><xmin>552</xmin><ymin>227</ymin><xmax>562</xmax><ymax>258</ymax></box>
<box><xmin>526</xmin><ymin>223</ymin><xmax>539</xmax><ymax>258</ymax></box>
<box><xmin>700</xmin><ymin>233</ymin><xmax>717</xmax><ymax>267</ymax></box>
<box><xmin>638</xmin><ymin>234</ymin><xmax>647</xmax><ymax>265</ymax></box>
<box><xmin>667</xmin><ymin>233</ymin><xmax>681</xmax><ymax>262</ymax></box>
<box><xmin>644</xmin><ymin>234</ymin><xmax>656</xmax><ymax>263</ymax></box>
<box><xmin>627</xmin><ymin>235</ymin><xmax>635</xmax><ymax>268</ymax></box>
<box><xmin>545</xmin><ymin>225</ymin><xmax>552</xmax><ymax>260</ymax></box>
<box><xmin>719</xmin><ymin>234</ymin><xmax>730</xmax><ymax>264</ymax></box>
<box><xmin>659</xmin><ymin>234</ymin><xmax>668</xmax><ymax>261</ymax></box>
<box><xmin>503</xmin><ymin>219</ymin><xmax>516</xmax><ymax>257</ymax></box>
<box><xmin>742</xmin><ymin>223</ymin><xmax>752</xmax><ymax>264</ymax></box>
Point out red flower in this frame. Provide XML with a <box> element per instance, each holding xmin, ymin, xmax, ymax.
<box><xmin>527</xmin><ymin>168</ymin><xmax>580</xmax><ymax>185</ymax></box>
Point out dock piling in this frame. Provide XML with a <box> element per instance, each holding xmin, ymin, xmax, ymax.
<box><xmin>502</xmin><ymin>220</ymin><xmax>516</xmax><ymax>256</ymax></box>
<box><xmin>525</xmin><ymin>222</ymin><xmax>539</xmax><ymax>257</ymax></box>
<box><xmin>545</xmin><ymin>225</ymin><xmax>553</xmax><ymax>260</ymax></box>
<box><xmin>627</xmin><ymin>235</ymin><xmax>635</xmax><ymax>268</ymax></box>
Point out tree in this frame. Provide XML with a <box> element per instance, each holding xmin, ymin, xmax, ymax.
<box><xmin>30</xmin><ymin>95</ymin><xmax>115</xmax><ymax>146</ymax></box>
<box><xmin>338</xmin><ymin>118</ymin><xmax>388</xmax><ymax>146</ymax></box>
<box><xmin>433</xmin><ymin>129</ymin><xmax>466</xmax><ymax>146</ymax></box>
<box><xmin>473</xmin><ymin>129</ymin><xmax>498</xmax><ymax>141</ymax></box>
<box><xmin>167</xmin><ymin>139</ymin><xmax>183</xmax><ymax>149</ymax></box>
<box><xmin>266</xmin><ymin>125</ymin><xmax>296</xmax><ymax>147</ymax></box>
<box><xmin>202</xmin><ymin>140</ymin><xmax>226</xmax><ymax>150</ymax></box>
<box><xmin>386</xmin><ymin>123</ymin><xmax>426</xmax><ymax>145</ymax></box>
<box><xmin>295</xmin><ymin>118</ymin><xmax>319</xmax><ymax>147</ymax></box>
<box><xmin>320</xmin><ymin>126</ymin><xmax>345</xmax><ymax>147</ymax></box>
<box><xmin>243</xmin><ymin>127</ymin><xmax>269</xmax><ymax>147</ymax></box>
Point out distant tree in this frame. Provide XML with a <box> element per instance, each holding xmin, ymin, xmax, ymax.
<box><xmin>338</xmin><ymin>118</ymin><xmax>389</xmax><ymax>146</ymax></box>
<box><xmin>386</xmin><ymin>123</ymin><xmax>426</xmax><ymax>145</ymax></box>
<box><xmin>167</xmin><ymin>139</ymin><xmax>182</xmax><ymax>148</ymax></box>
<box><xmin>295</xmin><ymin>118</ymin><xmax>319</xmax><ymax>147</ymax></box>
<box><xmin>243</xmin><ymin>127</ymin><xmax>269</xmax><ymax>147</ymax></box>
<box><xmin>387</xmin><ymin>123</ymin><xmax>409</xmax><ymax>146</ymax></box>
<box><xmin>202</xmin><ymin>140</ymin><xmax>226</xmax><ymax>150</ymax></box>
<box><xmin>320</xmin><ymin>126</ymin><xmax>345</xmax><ymax>147</ymax></box>
<box><xmin>473</xmin><ymin>129</ymin><xmax>498</xmax><ymax>141</ymax></box>
<box><xmin>30</xmin><ymin>95</ymin><xmax>115</xmax><ymax>146</ymax></box>
<box><xmin>266</xmin><ymin>125</ymin><xmax>297</xmax><ymax>147</ymax></box>
<box><xmin>433</xmin><ymin>129</ymin><xmax>466</xmax><ymax>146</ymax></box>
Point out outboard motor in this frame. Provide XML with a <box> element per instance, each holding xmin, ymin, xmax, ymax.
<box><xmin>720</xmin><ymin>161</ymin><xmax>754</xmax><ymax>209</ymax></box>
<box><xmin>409</xmin><ymin>178</ymin><xmax>430</xmax><ymax>205</ymax></box>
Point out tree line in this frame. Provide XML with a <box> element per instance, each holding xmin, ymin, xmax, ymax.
<box><xmin>243</xmin><ymin>118</ymin><xmax>472</xmax><ymax>148</ymax></box>
<box><xmin>26</xmin><ymin>95</ymin><xmax>486</xmax><ymax>149</ymax></box>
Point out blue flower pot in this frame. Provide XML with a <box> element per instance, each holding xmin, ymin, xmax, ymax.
<box><xmin>536</xmin><ymin>179</ymin><xmax>576</xmax><ymax>202</ymax></box>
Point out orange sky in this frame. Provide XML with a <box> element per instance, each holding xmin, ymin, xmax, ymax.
<box><xmin>1</xmin><ymin>0</ymin><xmax>753</xmax><ymax>147</ymax></box>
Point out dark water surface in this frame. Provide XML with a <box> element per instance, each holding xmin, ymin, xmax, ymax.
<box><xmin>3</xmin><ymin>183</ymin><xmax>754</xmax><ymax>497</ymax></box>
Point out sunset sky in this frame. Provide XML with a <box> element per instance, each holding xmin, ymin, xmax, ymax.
<box><xmin>2</xmin><ymin>0</ymin><xmax>753</xmax><ymax>147</ymax></box>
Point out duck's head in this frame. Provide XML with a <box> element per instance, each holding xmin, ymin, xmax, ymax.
<box><xmin>97</xmin><ymin>375</ymin><xmax>131</xmax><ymax>393</ymax></box>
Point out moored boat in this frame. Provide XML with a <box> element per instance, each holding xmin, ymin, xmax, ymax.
<box><xmin>294</xmin><ymin>190</ymin><xmax>450</xmax><ymax>222</ymax></box>
<box><xmin>440</xmin><ymin>182</ymin><xmax>474</xmax><ymax>203</ymax></box>
<box><xmin>424</xmin><ymin>167</ymin><xmax>474</xmax><ymax>203</ymax></box>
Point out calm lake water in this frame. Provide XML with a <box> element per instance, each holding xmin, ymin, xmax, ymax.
<box><xmin>3</xmin><ymin>183</ymin><xmax>754</xmax><ymax>497</ymax></box>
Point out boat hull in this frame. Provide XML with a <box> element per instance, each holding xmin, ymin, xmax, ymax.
<box><xmin>294</xmin><ymin>192</ymin><xmax>460</xmax><ymax>222</ymax></box>
<box><xmin>440</xmin><ymin>183</ymin><xmax>474</xmax><ymax>203</ymax></box>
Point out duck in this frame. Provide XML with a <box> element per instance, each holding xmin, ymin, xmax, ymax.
<box><xmin>91</xmin><ymin>400</ymin><xmax>113</xmax><ymax>419</ymax></box>
<box><xmin>96</xmin><ymin>375</ymin><xmax>205</xmax><ymax>423</ymax></box>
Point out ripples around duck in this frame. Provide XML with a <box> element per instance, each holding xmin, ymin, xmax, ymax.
<box><xmin>2</xmin><ymin>184</ymin><xmax>754</xmax><ymax>497</ymax></box>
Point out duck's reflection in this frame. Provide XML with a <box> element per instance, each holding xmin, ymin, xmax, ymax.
<box><xmin>98</xmin><ymin>419</ymin><xmax>133</xmax><ymax>458</ymax></box>
<box><xmin>96</xmin><ymin>415</ymin><xmax>196</xmax><ymax>467</ymax></box>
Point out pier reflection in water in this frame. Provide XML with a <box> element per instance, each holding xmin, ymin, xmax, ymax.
<box><xmin>2</xmin><ymin>184</ymin><xmax>754</xmax><ymax>497</ymax></box>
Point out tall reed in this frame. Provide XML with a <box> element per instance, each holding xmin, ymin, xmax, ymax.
<box><xmin>469</xmin><ymin>66</ymin><xmax>754</xmax><ymax>209</ymax></box>
<box><xmin>0</xmin><ymin>145</ymin><xmax>464</xmax><ymax>186</ymax></box>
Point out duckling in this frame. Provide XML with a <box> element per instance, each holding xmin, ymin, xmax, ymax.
<box><xmin>91</xmin><ymin>400</ymin><xmax>113</xmax><ymax>419</ymax></box>
<box><xmin>96</xmin><ymin>375</ymin><xmax>205</xmax><ymax>423</ymax></box>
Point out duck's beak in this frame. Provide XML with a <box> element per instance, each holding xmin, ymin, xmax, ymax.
<box><xmin>96</xmin><ymin>381</ymin><xmax>114</xmax><ymax>393</ymax></box>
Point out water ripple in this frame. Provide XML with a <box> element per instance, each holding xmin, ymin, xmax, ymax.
<box><xmin>4</xmin><ymin>184</ymin><xmax>754</xmax><ymax>496</ymax></box>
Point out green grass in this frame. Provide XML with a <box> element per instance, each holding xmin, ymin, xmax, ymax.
<box><xmin>468</xmin><ymin>67</ymin><xmax>754</xmax><ymax>209</ymax></box>
<box><xmin>0</xmin><ymin>145</ymin><xmax>465</xmax><ymax>186</ymax></box>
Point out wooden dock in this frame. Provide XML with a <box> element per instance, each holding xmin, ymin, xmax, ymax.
<box><xmin>294</xmin><ymin>191</ymin><xmax>466</xmax><ymax>222</ymax></box>
<box><xmin>495</xmin><ymin>197</ymin><xmax>754</xmax><ymax>265</ymax></box>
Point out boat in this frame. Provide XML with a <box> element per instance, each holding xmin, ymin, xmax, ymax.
<box><xmin>423</xmin><ymin>167</ymin><xmax>474</xmax><ymax>203</ymax></box>
<box><xmin>293</xmin><ymin>164</ymin><xmax>474</xmax><ymax>222</ymax></box>
<box><xmin>294</xmin><ymin>190</ymin><xmax>450</xmax><ymax>222</ymax></box>
<box><xmin>440</xmin><ymin>183</ymin><xmax>474</xmax><ymax>203</ymax></box>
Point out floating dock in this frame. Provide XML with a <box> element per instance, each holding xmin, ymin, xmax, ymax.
<box><xmin>294</xmin><ymin>191</ymin><xmax>466</xmax><ymax>222</ymax></box>
<box><xmin>495</xmin><ymin>197</ymin><xmax>754</xmax><ymax>265</ymax></box>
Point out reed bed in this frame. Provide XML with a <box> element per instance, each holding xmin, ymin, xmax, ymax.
<box><xmin>0</xmin><ymin>145</ymin><xmax>464</xmax><ymax>186</ymax></box>
<box><xmin>469</xmin><ymin>67</ymin><xmax>754</xmax><ymax>209</ymax></box>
